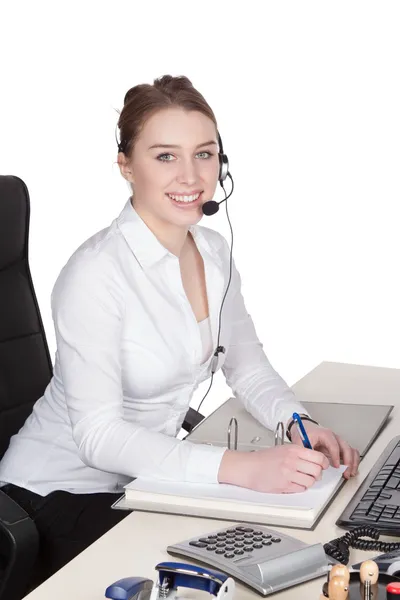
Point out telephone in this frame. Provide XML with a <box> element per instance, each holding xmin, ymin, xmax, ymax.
<box><xmin>105</xmin><ymin>561</ymin><xmax>235</xmax><ymax>600</ymax></box>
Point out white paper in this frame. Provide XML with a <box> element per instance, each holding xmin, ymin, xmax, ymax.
<box><xmin>125</xmin><ymin>465</ymin><xmax>347</xmax><ymax>511</ymax></box>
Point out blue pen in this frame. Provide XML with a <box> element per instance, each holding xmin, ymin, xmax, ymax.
<box><xmin>292</xmin><ymin>413</ymin><xmax>313</xmax><ymax>449</ymax></box>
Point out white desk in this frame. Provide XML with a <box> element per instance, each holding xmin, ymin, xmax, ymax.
<box><xmin>24</xmin><ymin>361</ymin><xmax>400</xmax><ymax>600</ymax></box>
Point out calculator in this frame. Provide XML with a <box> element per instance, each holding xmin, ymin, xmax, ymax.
<box><xmin>167</xmin><ymin>523</ymin><xmax>330</xmax><ymax>596</ymax></box>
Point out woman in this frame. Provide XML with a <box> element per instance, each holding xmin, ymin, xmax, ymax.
<box><xmin>0</xmin><ymin>74</ymin><xmax>359</xmax><ymax>589</ymax></box>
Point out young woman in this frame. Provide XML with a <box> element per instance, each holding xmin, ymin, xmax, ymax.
<box><xmin>0</xmin><ymin>74</ymin><xmax>359</xmax><ymax>590</ymax></box>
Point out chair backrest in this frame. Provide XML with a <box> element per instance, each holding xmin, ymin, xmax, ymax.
<box><xmin>0</xmin><ymin>175</ymin><xmax>53</xmax><ymax>461</ymax></box>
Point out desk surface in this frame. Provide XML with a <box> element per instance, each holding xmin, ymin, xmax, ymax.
<box><xmin>24</xmin><ymin>361</ymin><xmax>400</xmax><ymax>600</ymax></box>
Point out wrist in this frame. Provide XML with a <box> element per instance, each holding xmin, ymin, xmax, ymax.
<box><xmin>218</xmin><ymin>449</ymin><xmax>251</xmax><ymax>487</ymax></box>
<box><xmin>286</xmin><ymin>414</ymin><xmax>319</xmax><ymax>441</ymax></box>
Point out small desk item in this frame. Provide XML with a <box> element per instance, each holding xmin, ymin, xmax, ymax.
<box><xmin>274</xmin><ymin>421</ymin><xmax>284</xmax><ymax>446</ymax></box>
<box><xmin>113</xmin><ymin>464</ymin><xmax>346</xmax><ymax>529</ymax></box>
<box><xmin>167</xmin><ymin>522</ymin><xmax>330</xmax><ymax>596</ymax></box>
<box><xmin>328</xmin><ymin>575</ymin><xmax>349</xmax><ymax>600</ymax></box>
<box><xmin>105</xmin><ymin>561</ymin><xmax>235</xmax><ymax>600</ymax></box>
<box><xmin>321</xmin><ymin>567</ymin><xmax>400</xmax><ymax>600</ymax></box>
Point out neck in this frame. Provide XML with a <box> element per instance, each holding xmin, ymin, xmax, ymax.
<box><xmin>131</xmin><ymin>197</ymin><xmax>190</xmax><ymax>257</ymax></box>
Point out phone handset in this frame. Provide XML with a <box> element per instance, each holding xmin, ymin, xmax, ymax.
<box><xmin>105</xmin><ymin>561</ymin><xmax>236</xmax><ymax>600</ymax></box>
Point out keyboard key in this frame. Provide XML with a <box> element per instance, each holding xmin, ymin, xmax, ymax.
<box><xmin>380</xmin><ymin>491</ymin><xmax>393</xmax><ymax>500</ymax></box>
<box><xmin>190</xmin><ymin>541</ymin><xmax>207</xmax><ymax>547</ymax></box>
<box><xmin>354</xmin><ymin>501</ymin><xmax>373</xmax><ymax>514</ymax></box>
<box><xmin>386</xmin><ymin>476</ymin><xmax>400</xmax><ymax>489</ymax></box>
<box><xmin>386</xmin><ymin>448</ymin><xmax>400</xmax><ymax>467</ymax></box>
<box><xmin>377</xmin><ymin>517</ymin><xmax>398</xmax><ymax>524</ymax></box>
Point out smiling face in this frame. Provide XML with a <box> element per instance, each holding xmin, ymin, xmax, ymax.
<box><xmin>118</xmin><ymin>107</ymin><xmax>220</xmax><ymax>230</ymax></box>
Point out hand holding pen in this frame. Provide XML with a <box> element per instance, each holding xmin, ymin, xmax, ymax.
<box><xmin>288</xmin><ymin>412</ymin><xmax>360</xmax><ymax>479</ymax></box>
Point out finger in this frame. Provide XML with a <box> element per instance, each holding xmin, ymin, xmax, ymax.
<box><xmin>343</xmin><ymin>465</ymin><xmax>352</xmax><ymax>479</ymax></box>
<box><xmin>291</xmin><ymin>470</ymin><xmax>317</xmax><ymax>490</ymax></box>
<box><xmin>283</xmin><ymin>481</ymin><xmax>307</xmax><ymax>494</ymax></box>
<box><xmin>296</xmin><ymin>458</ymin><xmax>324</xmax><ymax>481</ymax></box>
<box><xmin>335</xmin><ymin>434</ymin><xmax>353</xmax><ymax>470</ymax></box>
<box><xmin>296</xmin><ymin>446</ymin><xmax>330</xmax><ymax>469</ymax></box>
<box><xmin>318</xmin><ymin>432</ymin><xmax>341</xmax><ymax>468</ymax></box>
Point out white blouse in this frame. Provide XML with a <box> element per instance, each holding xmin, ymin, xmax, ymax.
<box><xmin>0</xmin><ymin>198</ymin><xmax>308</xmax><ymax>496</ymax></box>
<box><xmin>198</xmin><ymin>316</ymin><xmax>213</xmax><ymax>365</ymax></box>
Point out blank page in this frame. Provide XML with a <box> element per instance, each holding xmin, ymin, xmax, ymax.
<box><xmin>125</xmin><ymin>465</ymin><xmax>346</xmax><ymax>511</ymax></box>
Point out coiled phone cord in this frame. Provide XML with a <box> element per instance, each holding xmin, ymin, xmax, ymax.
<box><xmin>324</xmin><ymin>526</ymin><xmax>400</xmax><ymax>565</ymax></box>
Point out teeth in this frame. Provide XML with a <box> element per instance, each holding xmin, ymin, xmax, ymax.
<box><xmin>167</xmin><ymin>192</ymin><xmax>201</xmax><ymax>203</ymax></box>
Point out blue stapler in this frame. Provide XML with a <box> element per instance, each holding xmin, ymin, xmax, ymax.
<box><xmin>105</xmin><ymin>561</ymin><xmax>236</xmax><ymax>599</ymax></box>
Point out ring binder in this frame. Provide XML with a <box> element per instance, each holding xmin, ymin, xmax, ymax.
<box><xmin>274</xmin><ymin>421</ymin><xmax>285</xmax><ymax>446</ymax></box>
<box><xmin>227</xmin><ymin>417</ymin><xmax>238</xmax><ymax>450</ymax></box>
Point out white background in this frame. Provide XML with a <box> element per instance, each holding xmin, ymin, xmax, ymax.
<box><xmin>1</xmin><ymin>1</ymin><xmax>399</xmax><ymax>418</ymax></box>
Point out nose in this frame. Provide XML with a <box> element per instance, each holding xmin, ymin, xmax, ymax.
<box><xmin>176</xmin><ymin>156</ymin><xmax>199</xmax><ymax>186</ymax></box>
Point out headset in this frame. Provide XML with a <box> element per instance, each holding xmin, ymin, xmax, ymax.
<box><xmin>196</xmin><ymin>132</ymin><xmax>234</xmax><ymax>414</ymax></box>
<box><xmin>117</xmin><ymin>131</ymin><xmax>235</xmax><ymax>418</ymax></box>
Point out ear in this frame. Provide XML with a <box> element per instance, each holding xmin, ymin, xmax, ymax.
<box><xmin>117</xmin><ymin>152</ymin><xmax>135</xmax><ymax>184</ymax></box>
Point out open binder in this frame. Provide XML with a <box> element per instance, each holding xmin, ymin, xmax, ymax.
<box><xmin>112</xmin><ymin>398</ymin><xmax>392</xmax><ymax>529</ymax></box>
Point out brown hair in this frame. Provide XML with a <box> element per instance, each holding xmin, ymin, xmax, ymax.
<box><xmin>116</xmin><ymin>74</ymin><xmax>218</xmax><ymax>159</ymax></box>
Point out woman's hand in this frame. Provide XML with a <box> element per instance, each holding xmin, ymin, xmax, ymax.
<box><xmin>290</xmin><ymin>421</ymin><xmax>360</xmax><ymax>479</ymax></box>
<box><xmin>218</xmin><ymin>444</ymin><xmax>329</xmax><ymax>493</ymax></box>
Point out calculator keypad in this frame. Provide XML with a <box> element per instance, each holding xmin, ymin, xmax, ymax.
<box><xmin>188</xmin><ymin>525</ymin><xmax>281</xmax><ymax>559</ymax></box>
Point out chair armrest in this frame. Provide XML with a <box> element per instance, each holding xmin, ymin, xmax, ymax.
<box><xmin>0</xmin><ymin>490</ymin><xmax>39</xmax><ymax>600</ymax></box>
<box><xmin>182</xmin><ymin>407</ymin><xmax>205</xmax><ymax>433</ymax></box>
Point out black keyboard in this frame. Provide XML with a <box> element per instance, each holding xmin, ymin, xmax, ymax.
<box><xmin>337</xmin><ymin>435</ymin><xmax>400</xmax><ymax>535</ymax></box>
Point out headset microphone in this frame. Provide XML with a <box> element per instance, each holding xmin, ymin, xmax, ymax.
<box><xmin>201</xmin><ymin>200</ymin><xmax>220</xmax><ymax>216</ymax></box>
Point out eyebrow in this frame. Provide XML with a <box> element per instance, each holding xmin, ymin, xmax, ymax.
<box><xmin>148</xmin><ymin>140</ymin><xmax>218</xmax><ymax>150</ymax></box>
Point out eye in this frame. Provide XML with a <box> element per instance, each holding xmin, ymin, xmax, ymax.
<box><xmin>197</xmin><ymin>151</ymin><xmax>214</xmax><ymax>159</ymax></box>
<box><xmin>157</xmin><ymin>153</ymin><xmax>174</xmax><ymax>162</ymax></box>
<box><xmin>156</xmin><ymin>151</ymin><xmax>214</xmax><ymax>162</ymax></box>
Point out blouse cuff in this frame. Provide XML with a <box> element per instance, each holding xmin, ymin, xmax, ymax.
<box><xmin>185</xmin><ymin>443</ymin><xmax>227</xmax><ymax>484</ymax></box>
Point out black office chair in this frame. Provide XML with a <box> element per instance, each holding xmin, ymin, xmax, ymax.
<box><xmin>0</xmin><ymin>175</ymin><xmax>53</xmax><ymax>600</ymax></box>
<box><xmin>0</xmin><ymin>175</ymin><xmax>204</xmax><ymax>599</ymax></box>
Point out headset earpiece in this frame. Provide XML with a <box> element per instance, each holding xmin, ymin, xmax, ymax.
<box><xmin>218</xmin><ymin>132</ymin><xmax>229</xmax><ymax>183</ymax></box>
